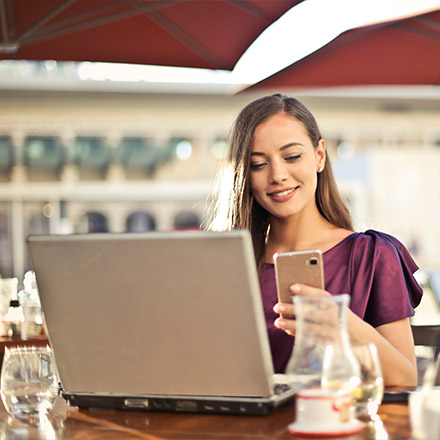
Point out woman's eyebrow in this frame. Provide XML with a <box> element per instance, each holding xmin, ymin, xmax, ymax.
<box><xmin>280</xmin><ymin>142</ymin><xmax>304</xmax><ymax>151</ymax></box>
<box><xmin>251</xmin><ymin>142</ymin><xmax>304</xmax><ymax>156</ymax></box>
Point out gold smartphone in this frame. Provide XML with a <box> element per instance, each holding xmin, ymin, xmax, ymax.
<box><xmin>273</xmin><ymin>250</ymin><xmax>324</xmax><ymax>316</ymax></box>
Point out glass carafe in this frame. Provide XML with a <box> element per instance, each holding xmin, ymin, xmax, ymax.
<box><xmin>285</xmin><ymin>294</ymin><xmax>360</xmax><ymax>392</ymax></box>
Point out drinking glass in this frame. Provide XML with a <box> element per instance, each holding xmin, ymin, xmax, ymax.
<box><xmin>0</xmin><ymin>346</ymin><xmax>59</xmax><ymax>424</ymax></box>
<box><xmin>352</xmin><ymin>343</ymin><xmax>384</xmax><ymax>418</ymax></box>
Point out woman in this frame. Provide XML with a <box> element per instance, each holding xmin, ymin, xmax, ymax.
<box><xmin>207</xmin><ymin>94</ymin><xmax>422</xmax><ymax>386</ymax></box>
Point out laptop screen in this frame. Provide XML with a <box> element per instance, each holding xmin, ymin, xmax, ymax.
<box><xmin>27</xmin><ymin>230</ymin><xmax>276</xmax><ymax>398</ymax></box>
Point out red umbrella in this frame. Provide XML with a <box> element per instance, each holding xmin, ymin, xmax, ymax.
<box><xmin>244</xmin><ymin>8</ymin><xmax>440</xmax><ymax>91</ymax></box>
<box><xmin>0</xmin><ymin>0</ymin><xmax>302</xmax><ymax>70</ymax></box>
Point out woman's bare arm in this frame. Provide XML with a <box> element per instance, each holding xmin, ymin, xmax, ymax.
<box><xmin>347</xmin><ymin>314</ymin><xmax>417</xmax><ymax>386</ymax></box>
<box><xmin>273</xmin><ymin>283</ymin><xmax>418</xmax><ymax>387</ymax></box>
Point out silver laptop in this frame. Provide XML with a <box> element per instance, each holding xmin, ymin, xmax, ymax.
<box><xmin>26</xmin><ymin>230</ymin><xmax>296</xmax><ymax>416</ymax></box>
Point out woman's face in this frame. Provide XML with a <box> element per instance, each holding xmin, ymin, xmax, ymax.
<box><xmin>249</xmin><ymin>112</ymin><xmax>325</xmax><ymax>221</ymax></box>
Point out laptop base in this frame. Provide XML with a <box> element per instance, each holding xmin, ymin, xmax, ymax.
<box><xmin>63</xmin><ymin>391</ymin><xmax>296</xmax><ymax>416</ymax></box>
<box><xmin>28</xmin><ymin>231</ymin><xmax>297</xmax><ymax>415</ymax></box>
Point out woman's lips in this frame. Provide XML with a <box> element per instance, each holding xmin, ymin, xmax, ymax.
<box><xmin>267</xmin><ymin>187</ymin><xmax>298</xmax><ymax>202</ymax></box>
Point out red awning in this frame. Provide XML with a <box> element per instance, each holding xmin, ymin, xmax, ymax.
<box><xmin>244</xmin><ymin>8</ymin><xmax>440</xmax><ymax>91</ymax></box>
<box><xmin>0</xmin><ymin>0</ymin><xmax>303</xmax><ymax>70</ymax></box>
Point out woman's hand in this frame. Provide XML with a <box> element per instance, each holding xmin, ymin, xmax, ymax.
<box><xmin>274</xmin><ymin>284</ymin><xmax>418</xmax><ymax>386</ymax></box>
<box><xmin>273</xmin><ymin>283</ymin><xmax>332</xmax><ymax>336</ymax></box>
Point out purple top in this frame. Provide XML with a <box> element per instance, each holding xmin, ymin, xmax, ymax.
<box><xmin>260</xmin><ymin>230</ymin><xmax>423</xmax><ymax>373</ymax></box>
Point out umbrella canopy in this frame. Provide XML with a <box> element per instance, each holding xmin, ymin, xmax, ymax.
<box><xmin>244</xmin><ymin>8</ymin><xmax>440</xmax><ymax>91</ymax></box>
<box><xmin>0</xmin><ymin>0</ymin><xmax>302</xmax><ymax>70</ymax></box>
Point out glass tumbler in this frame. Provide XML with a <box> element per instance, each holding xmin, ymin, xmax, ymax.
<box><xmin>0</xmin><ymin>346</ymin><xmax>58</xmax><ymax>423</ymax></box>
<box><xmin>352</xmin><ymin>343</ymin><xmax>384</xmax><ymax>418</ymax></box>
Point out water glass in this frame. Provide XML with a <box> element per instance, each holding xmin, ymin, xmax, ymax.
<box><xmin>352</xmin><ymin>343</ymin><xmax>384</xmax><ymax>418</ymax></box>
<box><xmin>0</xmin><ymin>346</ymin><xmax>58</xmax><ymax>423</ymax></box>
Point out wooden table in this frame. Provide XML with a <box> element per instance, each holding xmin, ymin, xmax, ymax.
<box><xmin>0</xmin><ymin>396</ymin><xmax>412</xmax><ymax>439</ymax></box>
<box><xmin>0</xmin><ymin>336</ymin><xmax>49</xmax><ymax>352</ymax></box>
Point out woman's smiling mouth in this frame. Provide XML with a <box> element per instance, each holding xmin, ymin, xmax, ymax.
<box><xmin>267</xmin><ymin>187</ymin><xmax>298</xmax><ymax>202</ymax></box>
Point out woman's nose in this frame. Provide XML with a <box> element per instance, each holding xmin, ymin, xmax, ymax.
<box><xmin>269</xmin><ymin>161</ymin><xmax>288</xmax><ymax>184</ymax></box>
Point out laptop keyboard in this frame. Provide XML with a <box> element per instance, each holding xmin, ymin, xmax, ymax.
<box><xmin>274</xmin><ymin>383</ymin><xmax>292</xmax><ymax>395</ymax></box>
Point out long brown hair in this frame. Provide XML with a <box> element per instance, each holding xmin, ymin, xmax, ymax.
<box><xmin>206</xmin><ymin>94</ymin><xmax>353</xmax><ymax>272</ymax></box>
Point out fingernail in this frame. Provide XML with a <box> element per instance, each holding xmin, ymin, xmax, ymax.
<box><xmin>274</xmin><ymin>304</ymin><xmax>285</xmax><ymax>313</ymax></box>
<box><xmin>291</xmin><ymin>284</ymin><xmax>301</xmax><ymax>293</ymax></box>
<box><xmin>275</xmin><ymin>318</ymin><xmax>286</xmax><ymax>329</ymax></box>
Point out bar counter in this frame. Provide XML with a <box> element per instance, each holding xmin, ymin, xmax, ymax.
<box><xmin>0</xmin><ymin>395</ymin><xmax>412</xmax><ymax>439</ymax></box>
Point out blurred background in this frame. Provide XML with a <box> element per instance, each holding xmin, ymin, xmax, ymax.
<box><xmin>0</xmin><ymin>0</ymin><xmax>439</xmax><ymax>324</ymax></box>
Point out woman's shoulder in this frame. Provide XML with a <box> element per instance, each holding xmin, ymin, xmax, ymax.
<box><xmin>327</xmin><ymin>229</ymin><xmax>408</xmax><ymax>254</ymax></box>
<box><xmin>349</xmin><ymin>229</ymin><xmax>419</xmax><ymax>273</ymax></box>
<box><xmin>351</xmin><ymin>229</ymin><xmax>408</xmax><ymax>252</ymax></box>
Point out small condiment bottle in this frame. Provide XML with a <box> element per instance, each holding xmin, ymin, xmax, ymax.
<box><xmin>4</xmin><ymin>300</ymin><xmax>24</xmax><ymax>339</ymax></box>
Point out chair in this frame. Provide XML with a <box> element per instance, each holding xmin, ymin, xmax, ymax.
<box><xmin>411</xmin><ymin>325</ymin><xmax>440</xmax><ymax>385</ymax></box>
<box><xmin>411</xmin><ymin>325</ymin><xmax>440</xmax><ymax>355</ymax></box>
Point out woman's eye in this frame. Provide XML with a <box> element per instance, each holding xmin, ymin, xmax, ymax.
<box><xmin>285</xmin><ymin>154</ymin><xmax>301</xmax><ymax>162</ymax></box>
<box><xmin>250</xmin><ymin>162</ymin><xmax>265</xmax><ymax>170</ymax></box>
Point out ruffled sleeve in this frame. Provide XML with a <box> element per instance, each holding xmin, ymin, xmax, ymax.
<box><xmin>346</xmin><ymin>230</ymin><xmax>423</xmax><ymax>327</ymax></box>
<box><xmin>260</xmin><ymin>230</ymin><xmax>423</xmax><ymax>373</ymax></box>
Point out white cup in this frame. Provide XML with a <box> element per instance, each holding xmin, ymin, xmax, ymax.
<box><xmin>288</xmin><ymin>387</ymin><xmax>363</xmax><ymax>436</ymax></box>
<box><xmin>295</xmin><ymin>388</ymin><xmax>354</xmax><ymax>426</ymax></box>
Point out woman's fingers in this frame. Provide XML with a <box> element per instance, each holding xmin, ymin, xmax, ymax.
<box><xmin>273</xmin><ymin>302</ymin><xmax>294</xmax><ymax>316</ymax></box>
<box><xmin>273</xmin><ymin>286</ymin><xmax>339</xmax><ymax>339</ymax></box>
<box><xmin>273</xmin><ymin>303</ymin><xmax>297</xmax><ymax>335</ymax></box>
<box><xmin>289</xmin><ymin>283</ymin><xmax>330</xmax><ymax>297</ymax></box>
<box><xmin>274</xmin><ymin>316</ymin><xmax>296</xmax><ymax>336</ymax></box>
